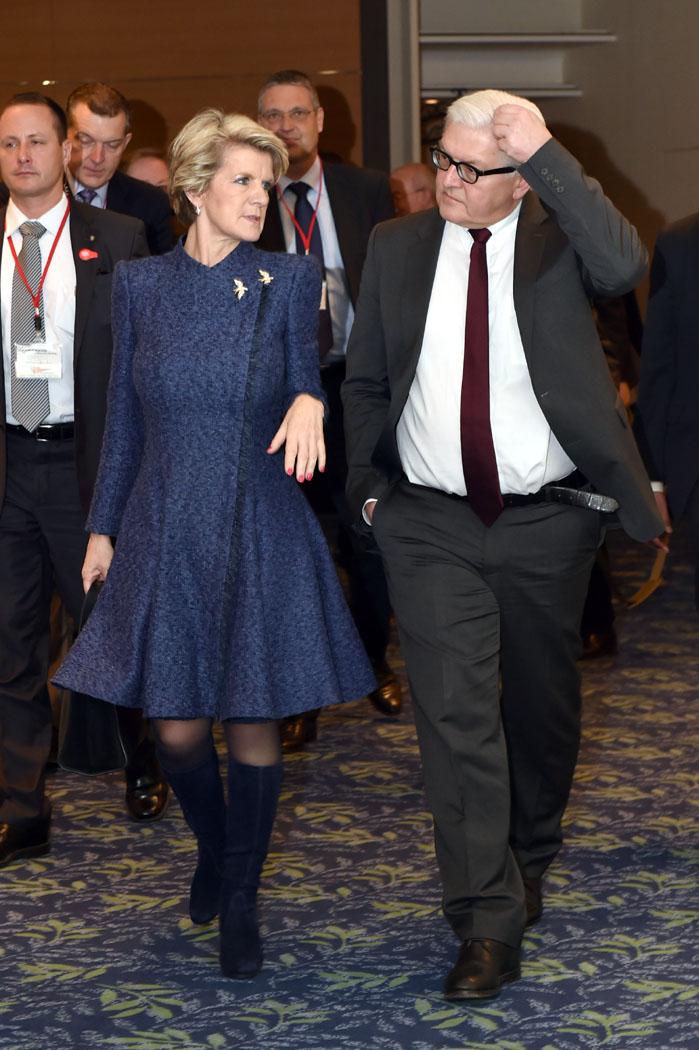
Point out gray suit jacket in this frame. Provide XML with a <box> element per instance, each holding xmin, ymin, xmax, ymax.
<box><xmin>342</xmin><ymin>138</ymin><xmax>661</xmax><ymax>543</ymax></box>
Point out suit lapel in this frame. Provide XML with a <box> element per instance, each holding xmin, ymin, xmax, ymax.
<box><xmin>323</xmin><ymin>165</ymin><xmax>360</xmax><ymax>288</ymax></box>
<box><xmin>513</xmin><ymin>192</ymin><xmax>548</xmax><ymax>368</ymax></box>
<box><xmin>70</xmin><ymin>205</ymin><xmax>100</xmax><ymax>360</ymax></box>
<box><xmin>392</xmin><ymin>209</ymin><xmax>445</xmax><ymax>417</ymax></box>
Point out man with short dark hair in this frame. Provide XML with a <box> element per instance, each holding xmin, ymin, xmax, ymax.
<box><xmin>0</xmin><ymin>93</ymin><xmax>152</xmax><ymax>865</ymax></box>
<box><xmin>257</xmin><ymin>69</ymin><xmax>399</xmax><ymax>742</ymax></box>
<box><xmin>66</xmin><ymin>82</ymin><xmax>173</xmax><ymax>255</ymax></box>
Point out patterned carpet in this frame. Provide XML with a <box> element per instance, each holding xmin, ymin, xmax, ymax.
<box><xmin>1</xmin><ymin>527</ymin><xmax>697</xmax><ymax>1050</ymax></box>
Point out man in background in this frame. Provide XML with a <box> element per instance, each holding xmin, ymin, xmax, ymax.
<box><xmin>390</xmin><ymin>161</ymin><xmax>436</xmax><ymax>216</ymax></box>
<box><xmin>125</xmin><ymin>148</ymin><xmax>169</xmax><ymax>190</ymax></box>
<box><xmin>66</xmin><ymin>82</ymin><xmax>173</xmax><ymax>256</ymax></box>
<box><xmin>257</xmin><ymin>69</ymin><xmax>400</xmax><ymax>746</ymax></box>
<box><xmin>637</xmin><ymin>212</ymin><xmax>699</xmax><ymax>615</ymax></box>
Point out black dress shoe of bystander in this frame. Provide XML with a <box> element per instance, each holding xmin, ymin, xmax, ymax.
<box><xmin>0</xmin><ymin>818</ymin><xmax>51</xmax><ymax>867</ymax></box>
<box><xmin>444</xmin><ymin>938</ymin><xmax>521</xmax><ymax>1000</ymax></box>
<box><xmin>125</xmin><ymin>774</ymin><xmax>169</xmax><ymax>822</ymax></box>
<box><xmin>368</xmin><ymin>662</ymin><xmax>402</xmax><ymax>716</ymax></box>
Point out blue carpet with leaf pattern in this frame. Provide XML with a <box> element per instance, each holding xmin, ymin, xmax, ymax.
<box><xmin>1</xmin><ymin>527</ymin><xmax>697</xmax><ymax>1050</ymax></box>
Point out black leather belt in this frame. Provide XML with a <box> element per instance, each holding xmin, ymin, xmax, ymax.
<box><xmin>435</xmin><ymin>470</ymin><xmax>618</xmax><ymax>513</ymax></box>
<box><xmin>5</xmin><ymin>422</ymin><xmax>75</xmax><ymax>442</ymax></box>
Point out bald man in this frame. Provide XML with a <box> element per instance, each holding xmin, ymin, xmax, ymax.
<box><xmin>390</xmin><ymin>162</ymin><xmax>436</xmax><ymax>216</ymax></box>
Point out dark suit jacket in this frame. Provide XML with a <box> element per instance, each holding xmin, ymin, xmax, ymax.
<box><xmin>106</xmin><ymin>169</ymin><xmax>174</xmax><ymax>256</ymax></box>
<box><xmin>342</xmin><ymin>138</ymin><xmax>662</xmax><ymax>543</ymax></box>
<box><xmin>257</xmin><ymin>161</ymin><xmax>394</xmax><ymax>305</ymax></box>
<box><xmin>636</xmin><ymin>214</ymin><xmax>699</xmax><ymax>519</ymax></box>
<box><xmin>0</xmin><ymin>201</ymin><xmax>149</xmax><ymax>514</ymax></box>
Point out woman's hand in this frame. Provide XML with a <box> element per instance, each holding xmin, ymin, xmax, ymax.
<box><xmin>267</xmin><ymin>394</ymin><xmax>326</xmax><ymax>482</ymax></box>
<box><xmin>82</xmin><ymin>533</ymin><xmax>114</xmax><ymax>593</ymax></box>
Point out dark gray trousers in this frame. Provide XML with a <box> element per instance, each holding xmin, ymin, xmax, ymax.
<box><xmin>373</xmin><ymin>480</ymin><xmax>602</xmax><ymax>946</ymax></box>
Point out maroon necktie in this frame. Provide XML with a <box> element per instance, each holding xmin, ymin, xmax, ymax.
<box><xmin>460</xmin><ymin>227</ymin><xmax>503</xmax><ymax>526</ymax></box>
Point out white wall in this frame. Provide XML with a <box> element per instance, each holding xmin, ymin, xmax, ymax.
<box><xmin>533</xmin><ymin>1</ymin><xmax>699</xmax><ymax>248</ymax></box>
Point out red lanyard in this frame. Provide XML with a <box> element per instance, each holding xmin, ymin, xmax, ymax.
<box><xmin>278</xmin><ymin>161</ymin><xmax>324</xmax><ymax>255</ymax></box>
<box><xmin>5</xmin><ymin>200</ymin><xmax>71</xmax><ymax>332</ymax></box>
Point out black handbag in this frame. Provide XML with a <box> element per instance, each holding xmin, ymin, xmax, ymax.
<box><xmin>57</xmin><ymin>580</ymin><xmax>130</xmax><ymax>775</ymax></box>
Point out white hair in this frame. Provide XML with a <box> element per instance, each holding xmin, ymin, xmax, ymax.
<box><xmin>445</xmin><ymin>89</ymin><xmax>544</xmax><ymax>130</ymax></box>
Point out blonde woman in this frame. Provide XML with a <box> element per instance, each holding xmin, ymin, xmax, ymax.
<box><xmin>55</xmin><ymin>110</ymin><xmax>374</xmax><ymax>979</ymax></box>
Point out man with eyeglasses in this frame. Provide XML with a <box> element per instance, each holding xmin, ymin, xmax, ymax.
<box><xmin>343</xmin><ymin>89</ymin><xmax>663</xmax><ymax>1000</ymax></box>
<box><xmin>256</xmin><ymin>69</ymin><xmax>399</xmax><ymax>747</ymax></box>
<box><xmin>66</xmin><ymin>82</ymin><xmax>173</xmax><ymax>256</ymax></box>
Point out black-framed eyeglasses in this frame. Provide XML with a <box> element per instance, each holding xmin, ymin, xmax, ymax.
<box><xmin>430</xmin><ymin>146</ymin><xmax>516</xmax><ymax>184</ymax></box>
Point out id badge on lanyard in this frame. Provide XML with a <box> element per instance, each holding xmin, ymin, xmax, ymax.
<box><xmin>14</xmin><ymin>340</ymin><xmax>62</xmax><ymax>379</ymax></box>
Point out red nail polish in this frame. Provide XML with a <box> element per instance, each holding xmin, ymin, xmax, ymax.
<box><xmin>319</xmin><ymin>465</ymin><xmax>326</xmax><ymax>473</ymax></box>
<box><xmin>286</xmin><ymin>467</ymin><xmax>293</xmax><ymax>476</ymax></box>
<box><xmin>297</xmin><ymin>475</ymin><xmax>304</xmax><ymax>483</ymax></box>
<box><xmin>306</xmin><ymin>472</ymin><xmax>313</xmax><ymax>481</ymax></box>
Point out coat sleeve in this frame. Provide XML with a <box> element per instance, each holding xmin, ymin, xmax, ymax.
<box><xmin>635</xmin><ymin>230</ymin><xmax>679</xmax><ymax>481</ymax></box>
<box><xmin>520</xmin><ymin>138</ymin><xmax>648</xmax><ymax>296</ymax></box>
<box><xmin>283</xmin><ymin>255</ymin><xmax>326</xmax><ymax>410</ymax></box>
<box><xmin>341</xmin><ymin>225</ymin><xmax>393</xmax><ymax>519</ymax></box>
<box><xmin>86</xmin><ymin>262</ymin><xmax>145</xmax><ymax>535</ymax></box>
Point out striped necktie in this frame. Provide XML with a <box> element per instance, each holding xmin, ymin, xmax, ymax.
<box><xmin>10</xmin><ymin>221</ymin><xmax>50</xmax><ymax>432</ymax></box>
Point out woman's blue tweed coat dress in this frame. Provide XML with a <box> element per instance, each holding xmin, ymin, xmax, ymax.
<box><xmin>55</xmin><ymin>241</ymin><xmax>375</xmax><ymax>719</ymax></box>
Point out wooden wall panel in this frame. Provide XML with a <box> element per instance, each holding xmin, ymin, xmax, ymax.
<box><xmin>0</xmin><ymin>1</ymin><xmax>364</xmax><ymax>163</ymax></box>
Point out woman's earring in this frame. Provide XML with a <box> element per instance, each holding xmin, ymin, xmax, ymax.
<box><xmin>195</xmin><ymin>204</ymin><xmax>201</xmax><ymax>216</ymax></box>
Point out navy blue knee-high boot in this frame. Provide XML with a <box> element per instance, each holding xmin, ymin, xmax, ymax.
<box><xmin>157</xmin><ymin>746</ymin><xmax>226</xmax><ymax>925</ymax></box>
<box><xmin>219</xmin><ymin>759</ymin><xmax>283</xmax><ymax>979</ymax></box>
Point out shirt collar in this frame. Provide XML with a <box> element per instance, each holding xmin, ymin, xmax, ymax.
<box><xmin>278</xmin><ymin>155</ymin><xmax>322</xmax><ymax>197</ymax></box>
<box><xmin>450</xmin><ymin>200</ymin><xmax>522</xmax><ymax>249</ymax></box>
<box><xmin>73</xmin><ymin>178</ymin><xmax>108</xmax><ymax>208</ymax></box>
<box><xmin>5</xmin><ymin>193</ymin><xmax>71</xmax><ymax>239</ymax></box>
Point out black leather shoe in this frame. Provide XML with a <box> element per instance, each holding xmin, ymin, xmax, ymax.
<box><xmin>580</xmin><ymin>627</ymin><xmax>618</xmax><ymax>659</ymax></box>
<box><xmin>522</xmin><ymin>874</ymin><xmax>543</xmax><ymax>927</ymax></box>
<box><xmin>368</xmin><ymin>663</ymin><xmax>402</xmax><ymax>716</ymax></box>
<box><xmin>0</xmin><ymin>819</ymin><xmax>51</xmax><ymax>867</ymax></box>
<box><xmin>125</xmin><ymin>774</ymin><xmax>169</xmax><ymax>822</ymax></box>
<box><xmin>280</xmin><ymin>712</ymin><xmax>318</xmax><ymax>753</ymax></box>
<box><xmin>444</xmin><ymin>938</ymin><xmax>521</xmax><ymax>1000</ymax></box>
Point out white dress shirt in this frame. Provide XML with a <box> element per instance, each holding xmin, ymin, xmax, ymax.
<box><xmin>396</xmin><ymin>204</ymin><xmax>574</xmax><ymax>497</ymax></box>
<box><xmin>2</xmin><ymin>195</ymin><xmax>77</xmax><ymax>424</ymax></box>
<box><xmin>276</xmin><ymin>156</ymin><xmax>354</xmax><ymax>361</ymax></box>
